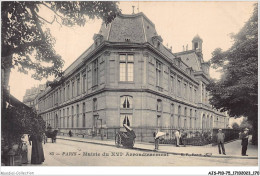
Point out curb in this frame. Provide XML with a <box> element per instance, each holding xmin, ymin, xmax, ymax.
<box><xmin>56</xmin><ymin>137</ymin><xmax>258</xmax><ymax>160</ymax></box>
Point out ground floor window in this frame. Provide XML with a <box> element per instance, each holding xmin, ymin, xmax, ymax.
<box><xmin>120</xmin><ymin>114</ymin><xmax>132</xmax><ymax>127</ymax></box>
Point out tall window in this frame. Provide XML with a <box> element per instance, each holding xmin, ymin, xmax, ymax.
<box><xmin>156</xmin><ymin>99</ymin><xmax>162</xmax><ymax>112</ymax></box>
<box><xmin>63</xmin><ymin>109</ymin><xmax>65</xmax><ymax>128</ymax></box>
<box><xmin>76</xmin><ymin>104</ymin><xmax>79</xmax><ymax>127</ymax></box>
<box><xmin>178</xmin><ymin>106</ymin><xmax>181</xmax><ymax>128</ymax></box>
<box><xmin>71</xmin><ymin>106</ymin><xmax>74</xmax><ymax>128</ymax></box>
<box><xmin>119</xmin><ymin>54</ymin><xmax>134</xmax><ymax>82</ymax></box>
<box><xmin>82</xmin><ymin>103</ymin><xmax>86</xmax><ymax>128</ymax></box>
<box><xmin>194</xmin><ymin>110</ymin><xmax>197</xmax><ymax>128</ymax></box>
<box><xmin>72</xmin><ymin>81</ymin><xmax>75</xmax><ymax>97</ymax></box>
<box><xmin>67</xmin><ymin>83</ymin><xmax>70</xmax><ymax>100</ymax></box>
<box><xmin>93</xmin><ymin>98</ymin><xmax>97</xmax><ymax>111</ymax></box>
<box><xmin>120</xmin><ymin>96</ymin><xmax>133</xmax><ymax>109</ymax></box>
<box><xmin>120</xmin><ymin>114</ymin><xmax>132</xmax><ymax>127</ymax></box>
<box><xmin>190</xmin><ymin>109</ymin><xmax>192</xmax><ymax>128</ymax></box>
<box><xmin>63</xmin><ymin>87</ymin><xmax>65</xmax><ymax>102</ymax></box>
<box><xmin>82</xmin><ymin>72</ymin><xmax>86</xmax><ymax>93</ymax></box>
<box><xmin>59</xmin><ymin>89</ymin><xmax>62</xmax><ymax>103</ymax></box>
<box><xmin>171</xmin><ymin>104</ymin><xmax>174</xmax><ymax>127</ymax></box>
<box><xmin>189</xmin><ymin>86</ymin><xmax>192</xmax><ymax>102</ymax></box>
<box><xmin>67</xmin><ymin>107</ymin><xmax>69</xmax><ymax>128</ymax></box>
<box><xmin>156</xmin><ymin>61</ymin><xmax>162</xmax><ymax>87</ymax></box>
<box><xmin>170</xmin><ymin>74</ymin><xmax>174</xmax><ymax>93</ymax></box>
<box><xmin>183</xmin><ymin>83</ymin><xmax>187</xmax><ymax>99</ymax></box>
<box><xmin>194</xmin><ymin>89</ymin><xmax>197</xmax><ymax>103</ymax></box>
<box><xmin>77</xmin><ymin>76</ymin><xmax>80</xmax><ymax>96</ymax></box>
<box><xmin>177</xmin><ymin>80</ymin><xmax>181</xmax><ymax>96</ymax></box>
<box><xmin>92</xmin><ymin>59</ymin><xmax>99</xmax><ymax>86</ymax></box>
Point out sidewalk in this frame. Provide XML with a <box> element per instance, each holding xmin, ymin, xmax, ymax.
<box><xmin>57</xmin><ymin>135</ymin><xmax>258</xmax><ymax>159</ymax></box>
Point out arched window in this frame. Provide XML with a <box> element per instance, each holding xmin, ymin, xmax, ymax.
<box><xmin>120</xmin><ymin>96</ymin><xmax>133</xmax><ymax>109</ymax></box>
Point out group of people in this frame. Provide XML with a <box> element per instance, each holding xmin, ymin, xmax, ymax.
<box><xmin>217</xmin><ymin>128</ymin><xmax>250</xmax><ymax>156</ymax></box>
<box><xmin>154</xmin><ymin>128</ymin><xmax>251</xmax><ymax>156</ymax></box>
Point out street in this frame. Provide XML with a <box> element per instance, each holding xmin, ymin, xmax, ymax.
<box><xmin>25</xmin><ymin>139</ymin><xmax>258</xmax><ymax>166</ymax></box>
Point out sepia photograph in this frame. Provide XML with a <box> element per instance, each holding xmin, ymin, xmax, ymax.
<box><xmin>1</xmin><ymin>0</ymin><xmax>258</xmax><ymax>175</ymax></box>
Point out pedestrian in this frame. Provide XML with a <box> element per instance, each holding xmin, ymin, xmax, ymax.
<box><xmin>181</xmin><ymin>130</ymin><xmax>187</xmax><ymax>147</ymax></box>
<box><xmin>29</xmin><ymin>120</ymin><xmax>45</xmax><ymax>164</ymax></box>
<box><xmin>153</xmin><ymin>131</ymin><xmax>159</xmax><ymax>151</ymax></box>
<box><xmin>175</xmin><ymin>130</ymin><xmax>180</xmax><ymax>147</ymax></box>
<box><xmin>21</xmin><ymin>134</ymin><xmax>28</xmax><ymax>164</ymax></box>
<box><xmin>216</xmin><ymin>129</ymin><xmax>226</xmax><ymax>155</ymax></box>
<box><xmin>69</xmin><ymin>130</ymin><xmax>72</xmax><ymax>137</ymax></box>
<box><xmin>241</xmin><ymin>128</ymin><xmax>249</xmax><ymax>156</ymax></box>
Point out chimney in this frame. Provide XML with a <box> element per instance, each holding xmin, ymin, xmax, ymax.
<box><xmin>170</xmin><ymin>46</ymin><xmax>172</xmax><ymax>52</ymax></box>
<box><xmin>186</xmin><ymin>44</ymin><xmax>188</xmax><ymax>51</ymax></box>
<box><xmin>183</xmin><ymin>45</ymin><xmax>185</xmax><ymax>51</ymax></box>
<box><xmin>132</xmin><ymin>6</ymin><xmax>135</xmax><ymax>14</ymax></box>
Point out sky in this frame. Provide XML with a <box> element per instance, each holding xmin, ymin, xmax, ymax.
<box><xmin>9</xmin><ymin>1</ymin><xmax>256</xmax><ymax>104</ymax></box>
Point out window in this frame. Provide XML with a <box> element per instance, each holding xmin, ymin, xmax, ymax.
<box><xmin>171</xmin><ymin>104</ymin><xmax>174</xmax><ymax>126</ymax></box>
<box><xmin>82</xmin><ymin>103</ymin><xmax>86</xmax><ymax>128</ymax></box>
<box><xmin>177</xmin><ymin>80</ymin><xmax>181</xmax><ymax>96</ymax></box>
<box><xmin>93</xmin><ymin>98</ymin><xmax>97</xmax><ymax>111</ymax></box>
<box><xmin>77</xmin><ymin>76</ymin><xmax>80</xmax><ymax>96</ymax></box>
<box><xmin>76</xmin><ymin>104</ymin><xmax>79</xmax><ymax>127</ymax></box>
<box><xmin>156</xmin><ymin>61</ymin><xmax>162</xmax><ymax>87</ymax></box>
<box><xmin>119</xmin><ymin>54</ymin><xmax>134</xmax><ymax>82</ymax></box>
<box><xmin>120</xmin><ymin>96</ymin><xmax>133</xmax><ymax>109</ymax></box>
<box><xmin>92</xmin><ymin>59</ymin><xmax>99</xmax><ymax>86</ymax></box>
<box><xmin>59</xmin><ymin>89</ymin><xmax>62</xmax><ymax>103</ymax></box>
<box><xmin>71</xmin><ymin>106</ymin><xmax>74</xmax><ymax>128</ymax></box>
<box><xmin>156</xmin><ymin>99</ymin><xmax>162</xmax><ymax>112</ymax></box>
<box><xmin>189</xmin><ymin>86</ymin><xmax>192</xmax><ymax>101</ymax></box>
<box><xmin>194</xmin><ymin>89</ymin><xmax>197</xmax><ymax>103</ymax></box>
<box><xmin>190</xmin><ymin>109</ymin><xmax>192</xmax><ymax>128</ymax></box>
<box><xmin>178</xmin><ymin>106</ymin><xmax>181</xmax><ymax>128</ymax></box>
<box><xmin>63</xmin><ymin>87</ymin><xmax>65</xmax><ymax>102</ymax></box>
<box><xmin>67</xmin><ymin>83</ymin><xmax>70</xmax><ymax>100</ymax></box>
<box><xmin>63</xmin><ymin>109</ymin><xmax>65</xmax><ymax>128</ymax></box>
<box><xmin>82</xmin><ymin>72</ymin><xmax>86</xmax><ymax>93</ymax></box>
<box><xmin>67</xmin><ymin>107</ymin><xmax>69</xmax><ymax>128</ymax></box>
<box><xmin>183</xmin><ymin>83</ymin><xmax>187</xmax><ymax>99</ymax></box>
<box><xmin>170</xmin><ymin>74</ymin><xmax>174</xmax><ymax>93</ymax></box>
<box><xmin>120</xmin><ymin>114</ymin><xmax>132</xmax><ymax>127</ymax></box>
<box><xmin>72</xmin><ymin>81</ymin><xmax>75</xmax><ymax>97</ymax></box>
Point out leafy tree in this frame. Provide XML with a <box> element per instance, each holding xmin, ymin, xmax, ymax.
<box><xmin>207</xmin><ymin>4</ymin><xmax>258</xmax><ymax>144</ymax></box>
<box><xmin>1</xmin><ymin>1</ymin><xmax>120</xmax><ymax>80</ymax></box>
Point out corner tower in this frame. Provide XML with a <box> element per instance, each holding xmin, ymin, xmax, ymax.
<box><xmin>192</xmin><ymin>34</ymin><xmax>203</xmax><ymax>52</ymax></box>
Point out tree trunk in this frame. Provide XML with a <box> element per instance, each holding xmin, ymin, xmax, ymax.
<box><xmin>252</xmin><ymin>118</ymin><xmax>258</xmax><ymax>145</ymax></box>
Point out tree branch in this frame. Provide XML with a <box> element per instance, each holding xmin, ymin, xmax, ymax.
<box><xmin>36</xmin><ymin>13</ymin><xmax>56</xmax><ymax>24</ymax></box>
<box><xmin>41</xmin><ymin>2</ymin><xmax>65</xmax><ymax>21</ymax></box>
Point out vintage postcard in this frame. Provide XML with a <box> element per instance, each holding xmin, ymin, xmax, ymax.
<box><xmin>1</xmin><ymin>1</ymin><xmax>258</xmax><ymax>175</ymax></box>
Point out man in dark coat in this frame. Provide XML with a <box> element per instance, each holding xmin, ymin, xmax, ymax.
<box><xmin>216</xmin><ymin>129</ymin><xmax>226</xmax><ymax>155</ymax></box>
<box><xmin>241</xmin><ymin>128</ymin><xmax>249</xmax><ymax>156</ymax></box>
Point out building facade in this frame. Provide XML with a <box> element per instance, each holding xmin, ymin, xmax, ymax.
<box><xmin>38</xmin><ymin>12</ymin><xmax>229</xmax><ymax>141</ymax></box>
<box><xmin>23</xmin><ymin>84</ymin><xmax>46</xmax><ymax>113</ymax></box>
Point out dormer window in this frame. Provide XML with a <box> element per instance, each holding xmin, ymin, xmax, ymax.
<box><xmin>93</xmin><ymin>34</ymin><xmax>103</xmax><ymax>48</ymax></box>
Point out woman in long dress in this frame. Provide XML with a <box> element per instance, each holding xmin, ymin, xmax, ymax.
<box><xmin>29</xmin><ymin>120</ymin><xmax>45</xmax><ymax>164</ymax></box>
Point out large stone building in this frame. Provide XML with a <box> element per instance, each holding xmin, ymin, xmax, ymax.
<box><xmin>38</xmin><ymin>12</ymin><xmax>229</xmax><ymax>141</ymax></box>
<box><xmin>23</xmin><ymin>84</ymin><xmax>46</xmax><ymax>113</ymax></box>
